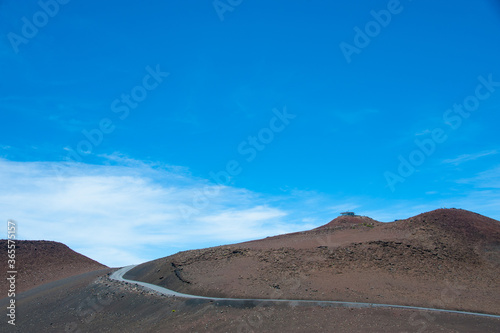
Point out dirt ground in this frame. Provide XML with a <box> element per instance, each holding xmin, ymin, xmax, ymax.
<box><xmin>1</xmin><ymin>269</ymin><xmax>499</xmax><ymax>332</ymax></box>
<box><xmin>1</xmin><ymin>208</ymin><xmax>499</xmax><ymax>332</ymax></box>
<box><xmin>0</xmin><ymin>240</ymin><xmax>107</xmax><ymax>295</ymax></box>
<box><xmin>128</xmin><ymin>209</ymin><xmax>500</xmax><ymax>315</ymax></box>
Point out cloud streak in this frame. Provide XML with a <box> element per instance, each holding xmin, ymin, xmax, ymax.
<box><xmin>0</xmin><ymin>158</ymin><xmax>309</xmax><ymax>267</ymax></box>
<box><xmin>456</xmin><ymin>165</ymin><xmax>500</xmax><ymax>189</ymax></box>
<box><xmin>442</xmin><ymin>150</ymin><xmax>498</xmax><ymax>166</ymax></box>
<box><xmin>1</xmin><ymin>157</ymin><xmax>500</xmax><ymax>267</ymax></box>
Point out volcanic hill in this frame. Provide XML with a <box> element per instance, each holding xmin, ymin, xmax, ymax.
<box><xmin>125</xmin><ymin>208</ymin><xmax>500</xmax><ymax>315</ymax></box>
<box><xmin>2</xmin><ymin>209</ymin><xmax>500</xmax><ymax>332</ymax></box>
<box><xmin>0</xmin><ymin>240</ymin><xmax>107</xmax><ymax>295</ymax></box>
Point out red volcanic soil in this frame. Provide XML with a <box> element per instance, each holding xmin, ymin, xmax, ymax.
<box><xmin>2</xmin><ymin>208</ymin><xmax>500</xmax><ymax>332</ymax></box>
<box><xmin>3</xmin><ymin>268</ymin><xmax>500</xmax><ymax>332</ymax></box>
<box><xmin>315</xmin><ymin>214</ymin><xmax>383</xmax><ymax>229</ymax></box>
<box><xmin>128</xmin><ymin>208</ymin><xmax>500</xmax><ymax>315</ymax></box>
<box><xmin>0</xmin><ymin>240</ymin><xmax>107</xmax><ymax>295</ymax></box>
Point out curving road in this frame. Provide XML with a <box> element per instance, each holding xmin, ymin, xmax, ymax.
<box><xmin>110</xmin><ymin>265</ymin><xmax>500</xmax><ymax>319</ymax></box>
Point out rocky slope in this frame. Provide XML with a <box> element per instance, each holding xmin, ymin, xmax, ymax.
<box><xmin>0</xmin><ymin>240</ymin><xmax>107</xmax><ymax>295</ymax></box>
<box><xmin>126</xmin><ymin>208</ymin><xmax>500</xmax><ymax>315</ymax></box>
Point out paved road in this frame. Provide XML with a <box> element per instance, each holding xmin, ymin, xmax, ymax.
<box><xmin>110</xmin><ymin>265</ymin><xmax>500</xmax><ymax>319</ymax></box>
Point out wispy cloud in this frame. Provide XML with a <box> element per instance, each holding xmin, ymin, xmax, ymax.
<box><xmin>0</xmin><ymin>158</ymin><xmax>314</xmax><ymax>267</ymax></box>
<box><xmin>48</xmin><ymin>114</ymin><xmax>89</xmax><ymax>132</ymax></box>
<box><xmin>456</xmin><ymin>165</ymin><xmax>500</xmax><ymax>189</ymax></box>
<box><xmin>415</xmin><ymin>129</ymin><xmax>432</xmax><ymax>136</ymax></box>
<box><xmin>442</xmin><ymin>150</ymin><xmax>498</xmax><ymax>166</ymax></box>
<box><xmin>327</xmin><ymin>204</ymin><xmax>361</xmax><ymax>214</ymax></box>
<box><xmin>1</xmin><ymin>157</ymin><xmax>500</xmax><ymax>267</ymax></box>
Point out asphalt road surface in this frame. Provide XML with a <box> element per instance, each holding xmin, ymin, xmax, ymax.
<box><xmin>110</xmin><ymin>265</ymin><xmax>500</xmax><ymax>319</ymax></box>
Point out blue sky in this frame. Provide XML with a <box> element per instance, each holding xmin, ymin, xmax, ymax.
<box><xmin>1</xmin><ymin>0</ymin><xmax>500</xmax><ymax>266</ymax></box>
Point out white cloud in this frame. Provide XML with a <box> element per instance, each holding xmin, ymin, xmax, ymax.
<box><xmin>0</xmin><ymin>158</ymin><xmax>308</xmax><ymax>267</ymax></box>
<box><xmin>415</xmin><ymin>129</ymin><xmax>432</xmax><ymax>136</ymax></box>
<box><xmin>442</xmin><ymin>150</ymin><xmax>498</xmax><ymax>166</ymax></box>
<box><xmin>456</xmin><ymin>165</ymin><xmax>500</xmax><ymax>189</ymax></box>
<box><xmin>327</xmin><ymin>204</ymin><xmax>361</xmax><ymax>214</ymax></box>
<box><xmin>196</xmin><ymin>206</ymin><xmax>288</xmax><ymax>240</ymax></box>
<box><xmin>1</xmin><ymin>157</ymin><xmax>499</xmax><ymax>268</ymax></box>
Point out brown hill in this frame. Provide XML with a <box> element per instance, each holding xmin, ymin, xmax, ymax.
<box><xmin>3</xmin><ymin>209</ymin><xmax>500</xmax><ymax>332</ymax></box>
<box><xmin>396</xmin><ymin>208</ymin><xmax>500</xmax><ymax>244</ymax></box>
<box><xmin>4</xmin><ymin>268</ymin><xmax>500</xmax><ymax>332</ymax></box>
<box><xmin>0</xmin><ymin>240</ymin><xmax>107</xmax><ymax>295</ymax></box>
<box><xmin>126</xmin><ymin>208</ymin><xmax>500</xmax><ymax>315</ymax></box>
<box><xmin>314</xmin><ymin>214</ymin><xmax>382</xmax><ymax>229</ymax></box>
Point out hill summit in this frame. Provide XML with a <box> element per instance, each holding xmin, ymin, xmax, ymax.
<box><xmin>315</xmin><ymin>214</ymin><xmax>382</xmax><ymax>229</ymax></box>
<box><xmin>125</xmin><ymin>208</ymin><xmax>500</xmax><ymax>315</ymax></box>
<box><xmin>0</xmin><ymin>240</ymin><xmax>107</xmax><ymax>295</ymax></box>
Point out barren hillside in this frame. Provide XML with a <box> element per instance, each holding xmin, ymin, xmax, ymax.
<box><xmin>0</xmin><ymin>240</ymin><xmax>107</xmax><ymax>295</ymax></box>
<box><xmin>2</xmin><ymin>209</ymin><xmax>500</xmax><ymax>332</ymax></box>
<box><xmin>126</xmin><ymin>208</ymin><xmax>500</xmax><ymax>315</ymax></box>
